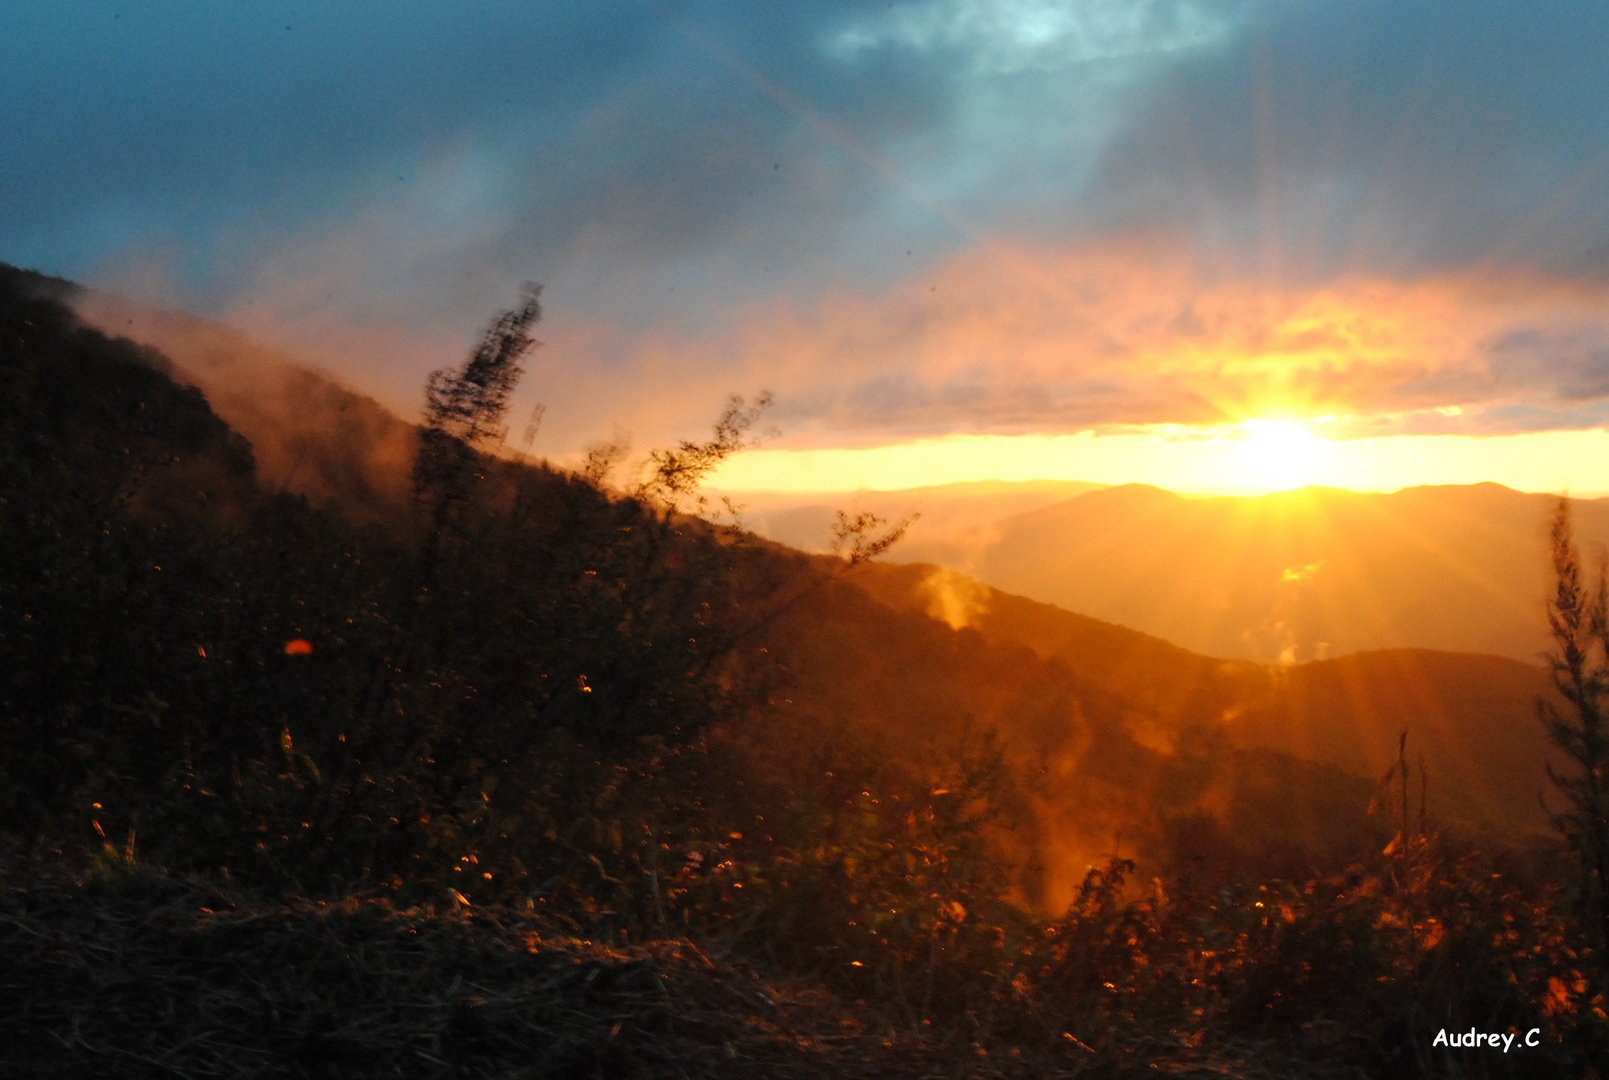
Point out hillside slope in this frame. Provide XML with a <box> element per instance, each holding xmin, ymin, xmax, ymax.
<box><xmin>2</xmin><ymin>265</ymin><xmax>1589</xmax><ymax>1077</ymax></box>
<box><xmin>72</xmin><ymin>283</ymin><xmax>420</xmax><ymax>527</ymax></box>
<box><xmin>850</xmin><ymin>562</ymin><xmax>1559</xmax><ymax>837</ymax></box>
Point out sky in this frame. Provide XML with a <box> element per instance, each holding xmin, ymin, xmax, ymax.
<box><xmin>6</xmin><ymin>0</ymin><xmax>1609</xmax><ymax>495</ymax></box>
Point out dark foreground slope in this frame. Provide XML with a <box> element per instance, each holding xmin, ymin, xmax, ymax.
<box><xmin>755</xmin><ymin>569</ymin><xmax>1387</xmax><ymax>905</ymax></box>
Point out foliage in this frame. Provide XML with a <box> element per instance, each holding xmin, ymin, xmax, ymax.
<box><xmin>1033</xmin><ymin>850</ymin><xmax>1572</xmax><ymax>1076</ymax></box>
<box><xmin>414</xmin><ymin>283</ymin><xmax>541</xmax><ymax>522</ymax></box>
<box><xmin>3</xmin><ymin>864</ymin><xmax>977</xmax><ymax>1080</ymax></box>
<box><xmin>633</xmin><ymin>391</ymin><xmax>774</xmax><ymax>514</ymax></box>
<box><xmin>831</xmin><ymin>509</ymin><xmax>917</xmax><ymax>568</ymax></box>
<box><xmin>1539</xmin><ymin>496</ymin><xmax>1609</xmax><ymax>1061</ymax></box>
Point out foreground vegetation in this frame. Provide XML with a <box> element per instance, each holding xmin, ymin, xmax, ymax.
<box><xmin>1</xmin><ymin>265</ymin><xmax>1603</xmax><ymax>1076</ymax></box>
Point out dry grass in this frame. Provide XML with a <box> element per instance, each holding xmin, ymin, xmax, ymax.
<box><xmin>0</xmin><ymin>863</ymin><xmax>1338</xmax><ymax>1079</ymax></box>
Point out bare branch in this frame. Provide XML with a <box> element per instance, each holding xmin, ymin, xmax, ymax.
<box><xmin>830</xmin><ymin>510</ymin><xmax>919</xmax><ymax>568</ymax></box>
<box><xmin>635</xmin><ymin>392</ymin><xmax>774</xmax><ymax>512</ymax></box>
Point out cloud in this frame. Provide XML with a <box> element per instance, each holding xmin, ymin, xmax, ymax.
<box><xmin>76</xmin><ymin>228</ymin><xmax>1609</xmax><ymax>456</ymax></box>
<box><xmin>825</xmin><ymin>0</ymin><xmax>1251</xmax><ymax>74</ymax></box>
<box><xmin>1076</xmin><ymin>0</ymin><xmax>1609</xmax><ymax>279</ymax></box>
<box><xmin>2</xmin><ymin>2</ymin><xmax>962</xmax><ymax>311</ymax></box>
<box><xmin>0</xmin><ymin>0</ymin><xmax>1254</xmax><ymax>331</ymax></box>
<box><xmin>11</xmin><ymin>0</ymin><xmax>1609</xmax><ymax>302</ymax></box>
<box><xmin>528</xmin><ymin>234</ymin><xmax>1609</xmax><ymax>446</ymax></box>
<box><xmin>11</xmin><ymin>0</ymin><xmax>1609</xmax><ymax>452</ymax></box>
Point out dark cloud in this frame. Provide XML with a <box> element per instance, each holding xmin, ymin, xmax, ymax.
<box><xmin>2</xmin><ymin>4</ymin><xmax>648</xmax><ymax>260</ymax></box>
<box><xmin>1480</xmin><ymin>327</ymin><xmax>1609</xmax><ymax>402</ymax></box>
<box><xmin>1</xmin><ymin>1</ymin><xmax>960</xmax><ymax>317</ymax></box>
<box><xmin>1080</xmin><ymin>0</ymin><xmax>1609</xmax><ymax>278</ymax></box>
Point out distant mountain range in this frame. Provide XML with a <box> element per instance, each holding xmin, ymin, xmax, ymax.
<box><xmin>744</xmin><ymin>479</ymin><xmax>1608</xmax><ymax>666</ymax></box>
<box><xmin>720</xmin><ymin>480</ymin><xmax>1108</xmax><ymax>562</ymax></box>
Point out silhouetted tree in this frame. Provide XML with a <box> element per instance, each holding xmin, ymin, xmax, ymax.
<box><xmin>1540</xmin><ymin>496</ymin><xmax>1609</xmax><ymax>1049</ymax></box>
<box><xmin>351</xmin><ymin>285</ymin><xmax>543</xmax><ymax>811</ymax></box>
<box><xmin>631</xmin><ymin>391</ymin><xmax>773</xmax><ymax>514</ymax></box>
<box><xmin>830</xmin><ymin>509</ymin><xmax>917</xmax><ymax>568</ymax></box>
<box><xmin>413</xmin><ymin>283</ymin><xmax>542</xmax><ymax>567</ymax></box>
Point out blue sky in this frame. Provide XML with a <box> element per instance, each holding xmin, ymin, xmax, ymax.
<box><xmin>6</xmin><ymin>0</ymin><xmax>1609</xmax><ymax>475</ymax></box>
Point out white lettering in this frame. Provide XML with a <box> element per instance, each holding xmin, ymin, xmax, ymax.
<box><xmin>1434</xmin><ymin>1028</ymin><xmax>1537</xmax><ymax>1052</ymax></box>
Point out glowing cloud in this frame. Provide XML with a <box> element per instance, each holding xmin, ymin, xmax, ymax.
<box><xmin>552</xmin><ymin>235</ymin><xmax>1609</xmax><ymax>459</ymax></box>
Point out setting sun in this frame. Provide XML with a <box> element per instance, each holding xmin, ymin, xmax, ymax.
<box><xmin>1231</xmin><ymin>420</ymin><xmax>1334</xmax><ymax>492</ymax></box>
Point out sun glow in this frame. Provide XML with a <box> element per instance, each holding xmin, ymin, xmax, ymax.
<box><xmin>1230</xmin><ymin>420</ymin><xmax>1335</xmax><ymax>492</ymax></box>
<box><xmin>707</xmin><ymin>426</ymin><xmax>1609</xmax><ymax>497</ymax></box>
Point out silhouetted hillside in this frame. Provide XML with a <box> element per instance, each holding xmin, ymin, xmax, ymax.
<box><xmin>1228</xmin><ymin>649</ymin><xmax>1556</xmax><ymax>834</ymax></box>
<box><xmin>848</xmin><ymin>560</ymin><xmax>1267</xmax><ymax>737</ymax></box>
<box><xmin>73</xmin><ymin>284</ymin><xmax>421</xmax><ymax>527</ymax></box>
<box><xmin>716</xmin><ymin>476</ymin><xmax>1599</xmax><ymax>667</ymax></box>
<box><xmin>749</xmin><ymin>569</ymin><xmax>1380</xmax><ymax>906</ymax></box>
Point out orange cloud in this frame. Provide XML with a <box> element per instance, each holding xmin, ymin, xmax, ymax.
<box><xmin>87</xmin><ymin>229</ymin><xmax>1609</xmax><ymax>468</ymax></box>
<box><xmin>543</xmin><ymin>234</ymin><xmax>1609</xmax><ymax>448</ymax></box>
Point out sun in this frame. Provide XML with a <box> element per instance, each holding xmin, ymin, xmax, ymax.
<box><xmin>1230</xmin><ymin>419</ymin><xmax>1334</xmax><ymax>492</ymax></box>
